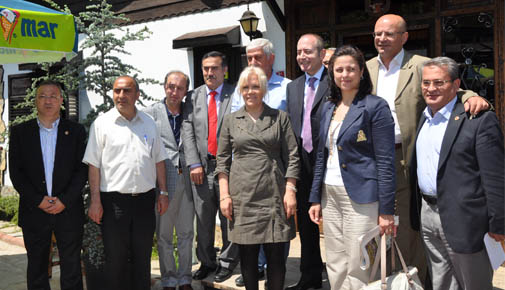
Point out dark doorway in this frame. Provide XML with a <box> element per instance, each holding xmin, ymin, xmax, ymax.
<box><xmin>193</xmin><ymin>44</ymin><xmax>244</xmax><ymax>88</ymax></box>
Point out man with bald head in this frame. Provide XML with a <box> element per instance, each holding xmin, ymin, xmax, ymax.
<box><xmin>285</xmin><ymin>33</ymin><xmax>327</xmax><ymax>290</ymax></box>
<box><xmin>84</xmin><ymin>76</ymin><xmax>169</xmax><ymax>290</ymax></box>
<box><xmin>366</xmin><ymin>14</ymin><xmax>489</xmax><ymax>284</ymax></box>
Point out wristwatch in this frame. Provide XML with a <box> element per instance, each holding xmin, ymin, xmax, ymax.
<box><xmin>159</xmin><ymin>191</ymin><xmax>169</xmax><ymax>196</ymax></box>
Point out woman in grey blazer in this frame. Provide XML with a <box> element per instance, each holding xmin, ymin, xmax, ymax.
<box><xmin>216</xmin><ymin>66</ymin><xmax>300</xmax><ymax>290</ymax></box>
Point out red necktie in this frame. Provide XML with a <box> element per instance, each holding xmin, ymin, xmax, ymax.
<box><xmin>208</xmin><ymin>91</ymin><xmax>218</xmax><ymax>156</ymax></box>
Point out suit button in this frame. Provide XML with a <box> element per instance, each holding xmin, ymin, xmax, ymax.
<box><xmin>341</xmin><ymin>163</ymin><xmax>346</xmax><ymax>169</ymax></box>
<box><xmin>42</xmin><ymin>181</ymin><xmax>46</xmax><ymax>184</ymax></box>
<box><xmin>338</xmin><ymin>146</ymin><xmax>343</xmax><ymax>151</ymax></box>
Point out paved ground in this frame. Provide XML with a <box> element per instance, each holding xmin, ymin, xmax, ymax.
<box><xmin>0</xmin><ymin>221</ymin><xmax>504</xmax><ymax>290</ymax></box>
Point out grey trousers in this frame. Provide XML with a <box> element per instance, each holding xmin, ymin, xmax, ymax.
<box><xmin>191</xmin><ymin>160</ymin><xmax>239</xmax><ymax>270</ymax></box>
<box><xmin>156</xmin><ymin>171</ymin><xmax>195</xmax><ymax>287</ymax></box>
<box><xmin>420</xmin><ymin>198</ymin><xmax>493</xmax><ymax>290</ymax></box>
<box><xmin>394</xmin><ymin>147</ymin><xmax>427</xmax><ymax>282</ymax></box>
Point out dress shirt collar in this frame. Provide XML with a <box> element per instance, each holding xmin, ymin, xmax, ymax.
<box><xmin>423</xmin><ymin>96</ymin><xmax>457</xmax><ymax>121</ymax></box>
<box><xmin>304</xmin><ymin>65</ymin><xmax>324</xmax><ymax>83</ymax></box>
<box><xmin>37</xmin><ymin>117</ymin><xmax>60</xmax><ymax>130</ymax></box>
<box><xmin>269</xmin><ymin>72</ymin><xmax>283</xmax><ymax>86</ymax></box>
<box><xmin>206</xmin><ymin>83</ymin><xmax>224</xmax><ymax>99</ymax></box>
<box><xmin>110</xmin><ymin>106</ymin><xmax>142</xmax><ymax>123</ymax></box>
<box><xmin>377</xmin><ymin>49</ymin><xmax>405</xmax><ymax>71</ymax></box>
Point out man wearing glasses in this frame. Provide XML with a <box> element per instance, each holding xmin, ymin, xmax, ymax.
<box><xmin>366</xmin><ymin>14</ymin><xmax>489</xmax><ymax>285</ymax></box>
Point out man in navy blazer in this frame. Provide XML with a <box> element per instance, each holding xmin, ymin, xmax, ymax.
<box><xmin>9</xmin><ymin>80</ymin><xmax>87</xmax><ymax>290</ymax></box>
<box><xmin>285</xmin><ymin>33</ymin><xmax>328</xmax><ymax>290</ymax></box>
<box><xmin>410</xmin><ymin>57</ymin><xmax>504</xmax><ymax>290</ymax></box>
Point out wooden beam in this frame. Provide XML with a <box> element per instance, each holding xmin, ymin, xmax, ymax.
<box><xmin>265</xmin><ymin>0</ymin><xmax>286</xmax><ymax>31</ymax></box>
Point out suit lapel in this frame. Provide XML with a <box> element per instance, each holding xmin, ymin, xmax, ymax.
<box><xmin>197</xmin><ymin>87</ymin><xmax>209</xmax><ymax>139</ymax></box>
<box><xmin>312</xmin><ymin>69</ymin><xmax>328</xmax><ymax>110</ymax></box>
<box><xmin>321</xmin><ymin>102</ymin><xmax>335</xmax><ymax>147</ymax></box>
<box><xmin>338</xmin><ymin>98</ymin><xmax>365</xmax><ymax>142</ymax></box>
<box><xmin>218</xmin><ymin>83</ymin><xmax>232</xmax><ymax>131</ymax></box>
<box><xmin>159</xmin><ymin>102</ymin><xmax>178</xmax><ymax>147</ymax></box>
<box><xmin>28</xmin><ymin>120</ymin><xmax>45</xmax><ymax>179</ymax></box>
<box><xmin>438</xmin><ymin>100</ymin><xmax>465</xmax><ymax>171</ymax></box>
<box><xmin>294</xmin><ymin>76</ymin><xmax>306</xmax><ymax>131</ymax></box>
<box><xmin>368</xmin><ymin>58</ymin><xmax>379</xmax><ymax>95</ymax></box>
<box><xmin>53</xmin><ymin>119</ymin><xmax>69</xmax><ymax>188</ymax></box>
<box><xmin>396</xmin><ymin>52</ymin><xmax>414</xmax><ymax>101</ymax></box>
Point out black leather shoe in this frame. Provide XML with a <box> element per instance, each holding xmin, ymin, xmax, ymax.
<box><xmin>235</xmin><ymin>275</ymin><xmax>245</xmax><ymax>287</ymax></box>
<box><xmin>214</xmin><ymin>267</ymin><xmax>233</xmax><ymax>283</ymax></box>
<box><xmin>192</xmin><ymin>265</ymin><xmax>216</xmax><ymax>280</ymax></box>
<box><xmin>284</xmin><ymin>277</ymin><xmax>322</xmax><ymax>290</ymax></box>
<box><xmin>258</xmin><ymin>268</ymin><xmax>265</xmax><ymax>280</ymax></box>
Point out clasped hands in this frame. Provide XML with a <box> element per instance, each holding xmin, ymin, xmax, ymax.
<box><xmin>38</xmin><ymin>196</ymin><xmax>65</xmax><ymax>215</ymax></box>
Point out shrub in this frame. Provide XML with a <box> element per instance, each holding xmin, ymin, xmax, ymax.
<box><xmin>0</xmin><ymin>195</ymin><xmax>19</xmax><ymax>223</ymax></box>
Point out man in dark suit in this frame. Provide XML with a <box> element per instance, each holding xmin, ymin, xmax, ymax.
<box><xmin>410</xmin><ymin>56</ymin><xmax>504</xmax><ymax>290</ymax></box>
<box><xmin>285</xmin><ymin>33</ymin><xmax>327</xmax><ymax>290</ymax></box>
<box><xmin>182</xmin><ymin>51</ymin><xmax>238</xmax><ymax>283</ymax></box>
<box><xmin>9</xmin><ymin>80</ymin><xmax>88</xmax><ymax>290</ymax></box>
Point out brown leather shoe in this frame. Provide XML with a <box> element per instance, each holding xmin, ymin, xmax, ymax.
<box><xmin>179</xmin><ymin>284</ymin><xmax>193</xmax><ymax>290</ymax></box>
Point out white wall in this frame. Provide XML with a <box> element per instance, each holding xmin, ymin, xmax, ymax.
<box><xmin>82</xmin><ymin>2</ymin><xmax>287</xmax><ymax>111</ymax></box>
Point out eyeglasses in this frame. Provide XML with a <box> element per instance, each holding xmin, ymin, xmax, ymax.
<box><xmin>421</xmin><ymin>79</ymin><xmax>453</xmax><ymax>88</ymax></box>
<box><xmin>372</xmin><ymin>31</ymin><xmax>405</xmax><ymax>38</ymax></box>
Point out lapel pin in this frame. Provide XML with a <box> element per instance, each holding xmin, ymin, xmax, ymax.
<box><xmin>454</xmin><ymin>116</ymin><xmax>460</xmax><ymax>121</ymax></box>
<box><xmin>65</xmin><ymin>130</ymin><xmax>69</xmax><ymax>135</ymax></box>
<box><xmin>357</xmin><ymin>130</ymin><xmax>367</xmax><ymax>142</ymax></box>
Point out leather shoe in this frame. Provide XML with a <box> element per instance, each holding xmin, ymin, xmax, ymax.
<box><xmin>179</xmin><ymin>284</ymin><xmax>193</xmax><ymax>290</ymax></box>
<box><xmin>284</xmin><ymin>277</ymin><xmax>322</xmax><ymax>290</ymax></box>
<box><xmin>214</xmin><ymin>267</ymin><xmax>233</xmax><ymax>282</ymax></box>
<box><xmin>192</xmin><ymin>265</ymin><xmax>216</xmax><ymax>280</ymax></box>
<box><xmin>235</xmin><ymin>274</ymin><xmax>245</xmax><ymax>287</ymax></box>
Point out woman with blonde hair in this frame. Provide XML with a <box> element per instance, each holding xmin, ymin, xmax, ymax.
<box><xmin>216</xmin><ymin>66</ymin><xmax>300</xmax><ymax>290</ymax></box>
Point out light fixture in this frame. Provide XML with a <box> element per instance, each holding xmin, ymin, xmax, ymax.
<box><xmin>239</xmin><ymin>4</ymin><xmax>263</xmax><ymax>41</ymax></box>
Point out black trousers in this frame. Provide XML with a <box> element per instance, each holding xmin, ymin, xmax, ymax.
<box><xmin>296</xmin><ymin>150</ymin><xmax>323</xmax><ymax>280</ymax></box>
<box><xmin>101</xmin><ymin>190</ymin><xmax>156</xmax><ymax>290</ymax></box>
<box><xmin>23</xmin><ymin>214</ymin><xmax>83</xmax><ymax>290</ymax></box>
<box><xmin>239</xmin><ymin>243</ymin><xmax>287</xmax><ymax>290</ymax></box>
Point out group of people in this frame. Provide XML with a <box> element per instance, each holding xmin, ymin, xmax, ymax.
<box><xmin>8</xmin><ymin>13</ymin><xmax>504</xmax><ymax>290</ymax></box>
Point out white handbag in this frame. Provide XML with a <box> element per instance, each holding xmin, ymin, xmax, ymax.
<box><xmin>361</xmin><ymin>234</ymin><xmax>423</xmax><ymax>290</ymax></box>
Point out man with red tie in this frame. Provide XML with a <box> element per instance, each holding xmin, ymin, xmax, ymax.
<box><xmin>182</xmin><ymin>51</ymin><xmax>238</xmax><ymax>283</ymax></box>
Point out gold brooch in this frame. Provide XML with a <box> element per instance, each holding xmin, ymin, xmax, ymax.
<box><xmin>357</xmin><ymin>130</ymin><xmax>367</xmax><ymax>142</ymax></box>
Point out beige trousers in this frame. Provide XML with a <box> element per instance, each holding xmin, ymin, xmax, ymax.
<box><xmin>321</xmin><ymin>184</ymin><xmax>379</xmax><ymax>290</ymax></box>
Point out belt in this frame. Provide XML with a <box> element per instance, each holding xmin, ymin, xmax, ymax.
<box><xmin>422</xmin><ymin>193</ymin><xmax>437</xmax><ymax>205</ymax></box>
<box><xmin>208</xmin><ymin>153</ymin><xmax>216</xmax><ymax>160</ymax></box>
<box><xmin>105</xmin><ymin>189</ymin><xmax>154</xmax><ymax>197</ymax></box>
<box><xmin>395</xmin><ymin>143</ymin><xmax>402</xmax><ymax>150</ymax></box>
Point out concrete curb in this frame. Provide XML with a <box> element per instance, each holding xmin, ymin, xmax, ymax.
<box><xmin>0</xmin><ymin>231</ymin><xmax>24</xmax><ymax>248</ymax></box>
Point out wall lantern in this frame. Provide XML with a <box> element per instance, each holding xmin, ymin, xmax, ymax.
<box><xmin>239</xmin><ymin>5</ymin><xmax>263</xmax><ymax>41</ymax></box>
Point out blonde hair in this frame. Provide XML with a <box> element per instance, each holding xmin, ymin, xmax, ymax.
<box><xmin>237</xmin><ymin>66</ymin><xmax>268</xmax><ymax>97</ymax></box>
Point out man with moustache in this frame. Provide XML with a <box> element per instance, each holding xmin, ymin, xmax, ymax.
<box><xmin>10</xmin><ymin>80</ymin><xmax>88</xmax><ymax>290</ymax></box>
<box><xmin>84</xmin><ymin>76</ymin><xmax>169</xmax><ymax>290</ymax></box>
<box><xmin>285</xmin><ymin>33</ymin><xmax>328</xmax><ymax>290</ymax></box>
<box><xmin>230</xmin><ymin>38</ymin><xmax>292</xmax><ymax>287</ymax></box>
<box><xmin>144</xmin><ymin>71</ymin><xmax>194</xmax><ymax>290</ymax></box>
<box><xmin>182</xmin><ymin>51</ymin><xmax>238</xmax><ymax>283</ymax></box>
<box><xmin>410</xmin><ymin>57</ymin><xmax>503</xmax><ymax>290</ymax></box>
<box><xmin>366</xmin><ymin>14</ymin><xmax>489</xmax><ymax>283</ymax></box>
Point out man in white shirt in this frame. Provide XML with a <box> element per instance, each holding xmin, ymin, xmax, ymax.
<box><xmin>84</xmin><ymin>76</ymin><xmax>169</xmax><ymax>290</ymax></box>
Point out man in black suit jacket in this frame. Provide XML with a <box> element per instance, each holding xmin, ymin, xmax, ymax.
<box><xmin>410</xmin><ymin>57</ymin><xmax>504</xmax><ymax>290</ymax></box>
<box><xmin>9</xmin><ymin>80</ymin><xmax>88</xmax><ymax>290</ymax></box>
<box><xmin>285</xmin><ymin>33</ymin><xmax>328</xmax><ymax>290</ymax></box>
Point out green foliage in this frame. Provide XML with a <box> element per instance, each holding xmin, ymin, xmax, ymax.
<box><xmin>0</xmin><ymin>195</ymin><xmax>19</xmax><ymax>223</ymax></box>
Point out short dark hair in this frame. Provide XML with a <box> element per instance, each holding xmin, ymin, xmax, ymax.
<box><xmin>36</xmin><ymin>80</ymin><xmax>63</xmax><ymax>95</ymax></box>
<box><xmin>327</xmin><ymin>45</ymin><xmax>372</xmax><ymax>104</ymax></box>
<box><xmin>164</xmin><ymin>71</ymin><xmax>190</xmax><ymax>91</ymax></box>
<box><xmin>116</xmin><ymin>75</ymin><xmax>140</xmax><ymax>92</ymax></box>
<box><xmin>202</xmin><ymin>51</ymin><xmax>227</xmax><ymax>68</ymax></box>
